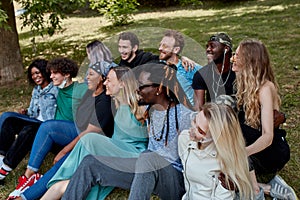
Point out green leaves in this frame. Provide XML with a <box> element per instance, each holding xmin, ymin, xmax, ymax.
<box><xmin>16</xmin><ymin>0</ymin><xmax>85</xmax><ymax>36</ymax></box>
<box><xmin>90</xmin><ymin>0</ymin><xmax>139</xmax><ymax>26</ymax></box>
<box><xmin>0</xmin><ymin>3</ymin><xmax>8</xmax><ymax>29</ymax></box>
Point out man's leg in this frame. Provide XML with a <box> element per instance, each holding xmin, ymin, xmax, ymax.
<box><xmin>129</xmin><ymin>151</ymin><xmax>185</xmax><ymax>200</ymax></box>
<box><xmin>62</xmin><ymin>155</ymin><xmax>136</xmax><ymax>200</ymax></box>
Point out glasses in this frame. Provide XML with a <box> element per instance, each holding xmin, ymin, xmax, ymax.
<box><xmin>138</xmin><ymin>83</ymin><xmax>159</xmax><ymax>91</ymax></box>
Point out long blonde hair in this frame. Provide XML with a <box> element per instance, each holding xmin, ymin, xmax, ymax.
<box><xmin>111</xmin><ymin>66</ymin><xmax>144</xmax><ymax>122</ymax></box>
<box><xmin>235</xmin><ymin>39</ymin><xmax>281</xmax><ymax>128</ymax></box>
<box><xmin>202</xmin><ymin>103</ymin><xmax>253</xmax><ymax>199</ymax></box>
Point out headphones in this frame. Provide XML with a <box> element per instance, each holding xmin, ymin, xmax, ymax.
<box><xmin>224</xmin><ymin>48</ymin><xmax>228</xmax><ymax>54</ymax></box>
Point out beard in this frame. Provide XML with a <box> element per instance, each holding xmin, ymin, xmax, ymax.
<box><xmin>159</xmin><ymin>51</ymin><xmax>172</xmax><ymax>61</ymax></box>
<box><xmin>124</xmin><ymin>50</ymin><xmax>135</xmax><ymax>62</ymax></box>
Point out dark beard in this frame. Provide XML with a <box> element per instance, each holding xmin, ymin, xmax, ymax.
<box><xmin>125</xmin><ymin>50</ymin><xmax>135</xmax><ymax>62</ymax></box>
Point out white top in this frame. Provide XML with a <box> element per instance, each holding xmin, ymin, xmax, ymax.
<box><xmin>178</xmin><ymin>130</ymin><xmax>235</xmax><ymax>200</ymax></box>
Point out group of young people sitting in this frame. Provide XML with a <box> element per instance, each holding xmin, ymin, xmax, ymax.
<box><xmin>0</xmin><ymin>30</ymin><xmax>297</xmax><ymax>200</ymax></box>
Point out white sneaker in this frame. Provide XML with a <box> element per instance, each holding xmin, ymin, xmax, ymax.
<box><xmin>269</xmin><ymin>175</ymin><xmax>298</xmax><ymax>200</ymax></box>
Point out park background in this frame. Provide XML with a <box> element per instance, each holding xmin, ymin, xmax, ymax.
<box><xmin>0</xmin><ymin>0</ymin><xmax>299</xmax><ymax>199</ymax></box>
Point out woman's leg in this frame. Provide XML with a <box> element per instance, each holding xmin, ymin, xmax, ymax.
<box><xmin>4</xmin><ymin>124</ymin><xmax>40</xmax><ymax>169</ymax></box>
<box><xmin>41</xmin><ymin>180</ymin><xmax>69</xmax><ymax>200</ymax></box>
<box><xmin>26</xmin><ymin>120</ymin><xmax>77</xmax><ymax>175</ymax></box>
<box><xmin>0</xmin><ymin>112</ymin><xmax>39</xmax><ymax>156</ymax></box>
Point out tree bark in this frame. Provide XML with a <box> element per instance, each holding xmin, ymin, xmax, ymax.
<box><xmin>0</xmin><ymin>0</ymin><xmax>23</xmax><ymax>85</ymax></box>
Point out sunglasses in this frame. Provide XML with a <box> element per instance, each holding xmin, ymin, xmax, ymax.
<box><xmin>138</xmin><ymin>83</ymin><xmax>159</xmax><ymax>91</ymax></box>
<box><xmin>192</xmin><ymin>118</ymin><xmax>207</xmax><ymax>136</ymax></box>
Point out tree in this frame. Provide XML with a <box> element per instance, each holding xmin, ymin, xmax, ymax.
<box><xmin>0</xmin><ymin>0</ymin><xmax>23</xmax><ymax>85</ymax></box>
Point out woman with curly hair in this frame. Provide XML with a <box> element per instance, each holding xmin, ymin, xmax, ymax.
<box><xmin>0</xmin><ymin>59</ymin><xmax>58</xmax><ymax>183</ymax></box>
<box><xmin>232</xmin><ymin>39</ymin><xmax>296</xmax><ymax>200</ymax></box>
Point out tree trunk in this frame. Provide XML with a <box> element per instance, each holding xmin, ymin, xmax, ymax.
<box><xmin>0</xmin><ymin>0</ymin><xmax>23</xmax><ymax>85</ymax></box>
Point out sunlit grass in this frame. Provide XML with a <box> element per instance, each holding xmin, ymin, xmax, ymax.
<box><xmin>1</xmin><ymin>0</ymin><xmax>299</xmax><ymax>199</ymax></box>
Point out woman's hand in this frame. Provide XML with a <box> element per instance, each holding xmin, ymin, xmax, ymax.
<box><xmin>53</xmin><ymin>148</ymin><xmax>68</xmax><ymax>164</ymax></box>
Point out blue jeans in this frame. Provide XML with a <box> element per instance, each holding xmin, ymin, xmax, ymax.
<box><xmin>21</xmin><ymin>119</ymin><xmax>78</xmax><ymax>200</ymax></box>
<box><xmin>27</xmin><ymin>119</ymin><xmax>78</xmax><ymax>171</ymax></box>
<box><xmin>21</xmin><ymin>154</ymin><xmax>69</xmax><ymax>200</ymax></box>
<box><xmin>0</xmin><ymin>112</ymin><xmax>41</xmax><ymax>168</ymax></box>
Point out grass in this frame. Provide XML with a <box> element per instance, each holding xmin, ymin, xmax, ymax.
<box><xmin>1</xmin><ymin>0</ymin><xmax>299</xmax><ymax>199</ymax></box>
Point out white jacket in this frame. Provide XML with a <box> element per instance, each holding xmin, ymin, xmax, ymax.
<box><xmin>178</xmin><ymin>130</ymin><xmax>235</xmax><ymax>200</ymax></box>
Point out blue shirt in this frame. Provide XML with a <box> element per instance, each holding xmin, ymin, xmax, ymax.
<box><xmin>176</xmin><ymin>60</ymin><xmax>202</xmax><ymax>106</ymax></box>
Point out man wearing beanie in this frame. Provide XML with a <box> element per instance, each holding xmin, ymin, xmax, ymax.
<box><xmin>192</xmin><ymin>32</ymin><xmax>236</xmax><ymax>111</ymax></box>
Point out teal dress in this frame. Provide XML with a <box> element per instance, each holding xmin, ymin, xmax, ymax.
<box><xmin>48</xmin><ymin>105</ymin><xmax>148</xmax><ymax>200</ymax></box>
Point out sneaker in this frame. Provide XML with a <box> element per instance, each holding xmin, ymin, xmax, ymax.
<box><xmin>6</xmin><ymin>173</ymin><xmax>42</xmax><ymax>200</ymax></box>
<box><xmin>269</xmin><ymin>175</ymin><xmax>298</xmax><ymax>200</ymax></box>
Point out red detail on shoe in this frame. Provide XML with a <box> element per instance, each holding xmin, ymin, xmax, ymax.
<box><xmin>7</xmin><ymin>173</ymin><xmax>43</xmax><ymax>200</ymax></box>
<box><xmin>0</xmin><ymin>168</ymin><xmax>9</xmax><ymax>176</ymax></box>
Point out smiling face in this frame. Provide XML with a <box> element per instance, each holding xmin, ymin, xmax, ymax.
<box><xmin>190</xmin><ymin>111</ymin><xmax>210</xmax><ymax>142</ymax></box>
<box><xmin>158</xmin><ymin>36</ymin><xmax>177</xmax><ymax>61</ymax></box>
<box><xmin>118</xmin><ymin>39</ymin><xmax>137</xmax><ymax>62</ymax></box>
<box><xmin>50</xmin><ymin>71</ymin><xmax>66</xmax><ymax>86</ymax></box>
<box><xmin>31</xmin><ymin>67</ymin><xmax>47</xmax><ymax>88</ymax></box>
<box><xmin>206</xmin><ymin>41</ymin><xmax>226</xmax><ymax>64</ymax></box>
<box><xmin>232</xmin><ymin>46</ymin><xmax>242</xmax><ymax>72</ymax></box>
<box><xmin>104</xmin><ymin>70</ymin><xmax>122</xmax><ymax>97</ymax></box>
<box><xmin>86</xmin><ymin>68</ymin><xmax>103</xmax><ymax>91</ymax></box>
<box><xmin>136</xmin><ymin>71</ymin><xmax>159</xmax><ymax>105</ymax></box>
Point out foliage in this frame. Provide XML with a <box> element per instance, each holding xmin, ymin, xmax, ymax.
<box><xmin>90</xmin><ymin>0</ymin><xmax>139</xmax><ymax>26</ymax></box>
<box><xmin>177</xmin><ymin>0</ymin><xmax>203</xmax><ymax>6</ymax></box>
<box><xmin>15</xmin><ymin>0</ymin><xmax>86</xmax><ymax>36</ymax></box>
<box><xmin>0</xmin><ymin>2</ymin><xmax>8</xmax><ymax>28</ymax></box>
<box><xmin>0</xmin><ymin>0</ymin><xmax>299</xmax><ymax>199</ymax></box>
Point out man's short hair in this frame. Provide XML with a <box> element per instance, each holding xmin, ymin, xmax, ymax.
<box><xmin>164</xmin><ymin>30</ymin><xmax>185</xmax><ymax>54</ymax></box>
<box><xmin>208</xmin><ymin>32</ymin><xmax>232</xmax><ymax>49</ymax></box>
<box><xmin>118</xmin><ymin>32</ymin><xmax>139</xmax><ymax>48</ymax></box>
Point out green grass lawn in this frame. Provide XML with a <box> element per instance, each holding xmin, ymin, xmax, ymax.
<box><xmin>0</xmin><ymin>0</ymin><xmax>299</xmax><ymax>199</ymax></box>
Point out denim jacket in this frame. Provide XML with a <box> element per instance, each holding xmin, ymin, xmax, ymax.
<box><xmin>27</xmin><ymin>82</ymin><xmax>58</xmax><ymax>121</ymax></box>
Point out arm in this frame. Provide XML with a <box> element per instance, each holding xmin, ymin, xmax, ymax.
<box><xmin>53</xmin><ymin>124</ymin><xmax>102</xmax><ymax>164</ymax></box>
<box><xmin>181</xmin><ymin>56</ymin><xmax>196</xmax><ymax>71</ymax></box>
<box><xmin>246</xmin><ymin>84</ymin><xmax>274</xmax><ymax>156</ymax></box>
<box><xmin>193</xmin><ymin>89</ymin><xmax>205</xmax><ymax>111</ymax></box>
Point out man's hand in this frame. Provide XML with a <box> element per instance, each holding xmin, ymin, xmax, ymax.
<box><xmin>181</xmin><ymin>56</ymin><xmax>196</xmax><ymax>71</ymax></box>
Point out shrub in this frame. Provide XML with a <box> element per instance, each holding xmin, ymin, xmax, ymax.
<box><xmin>90</xmin><ymin>0</ymin><xmax>139</xmax><ymax>26</ymax></box>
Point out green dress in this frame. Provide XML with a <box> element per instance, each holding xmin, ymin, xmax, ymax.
<box><xmin>48</xmin><ymin>105</ymin><xmax>148</xmax><ymax>200</ymax></box>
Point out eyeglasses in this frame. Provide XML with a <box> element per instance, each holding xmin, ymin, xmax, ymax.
<box><xmin>138</xmin><ymin>83</ymin><xmax>159</xmax><ymax>91</ymax></box>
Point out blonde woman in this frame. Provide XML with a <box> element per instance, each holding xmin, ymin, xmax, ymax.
<box><xmin>232</xmin><ymin>39</ymin><xmax>296</xmax><ymax>200</ymax></box>
<box><xmin>178</xmin><ymin>103</ymin><xmax>253</xmax><ymax>199</ymax></box>
<box><xmin>42</xmin><ymin>66</ymin><xmax>148</xmax><ymax>200</ymax></box>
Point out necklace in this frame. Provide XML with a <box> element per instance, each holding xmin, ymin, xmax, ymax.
<box><xmin>150</xmin><ymin>101</ymin><xmax>171</xmax><ymax>142</ymax></box>
<box><xmin>211</xmin><ymin>64</ymin><xmax>231</xmax><ymax>99</ymax></box>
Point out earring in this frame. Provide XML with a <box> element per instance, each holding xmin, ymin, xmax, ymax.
<box><xmin>156</xmin><ymin>93</ymin><xmax>159</xmax><ymax>96</ymax></box>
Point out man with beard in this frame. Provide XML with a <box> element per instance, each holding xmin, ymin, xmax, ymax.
<box><xmin>158</xmin><ymin>30</ymin><xmax>201</xmax><ymax>107</ymax></box>
<box><xmin>118</xmin><ymin>32</ymin><xmax>158</xmax><ymax>68</ymax></box>
<box><xmin>192</xmin><ymin>32</ymin><xmax>236</xmax><ymax>111</ymax></box>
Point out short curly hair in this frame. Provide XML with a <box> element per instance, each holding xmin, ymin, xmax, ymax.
<box><xmin>47</xmin><ymin>57</ymin><xmax>78</xmax><ymax>78</ymax></box>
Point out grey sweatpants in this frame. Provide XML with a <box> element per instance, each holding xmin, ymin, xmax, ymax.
<box><xmin>62</xmin><ymin>151</ymin><xmax>185</xmax><ymax>200</ymax></box>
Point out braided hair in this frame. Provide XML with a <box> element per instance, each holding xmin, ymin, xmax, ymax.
<box><xmin>134</xmin><ymin>63</ymin><xmax>188</xmax><ymax>145</ymax></box>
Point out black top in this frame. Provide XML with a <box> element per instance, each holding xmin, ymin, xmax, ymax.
<box><xmin>118</xmin><ymin>50</ymin><xmax>159</xmax><ymax>68</ymax></box>
<box><xmin>192</xmin><ymin>62</ymin><xmax>236</xmax><ymax>102</ymax></box>
<box><xmin>75</xmin><ymin>89</ymin><xmax>114</xmax><ymax>137</ymax></box>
